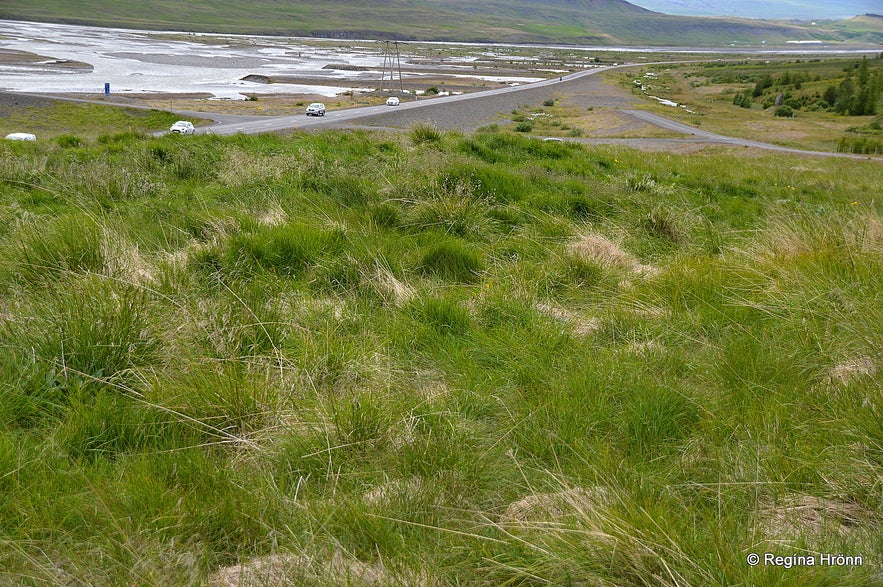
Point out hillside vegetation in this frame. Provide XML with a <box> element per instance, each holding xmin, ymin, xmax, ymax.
<box><xmin>610</xmin><ymin>56</ymin><xmax>883</xmax><ymax>153</ymax></box>
<box><xmin>1</xmin><ymin>0</ymin><xmax>880</xmax><ymax>45</ymax></box>
<box><xmin>0</xmin><ymin>121</ymin><xmax>880</xmax><ymax>585</ymax></box>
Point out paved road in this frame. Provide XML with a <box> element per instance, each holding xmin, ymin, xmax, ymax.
<box><xmin>198</xmin><ymin>65</ymin><xmax>620</xmax><ymax>135</ymax></box>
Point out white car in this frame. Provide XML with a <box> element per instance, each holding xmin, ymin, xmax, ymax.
<box><xmin>169</xmin><ymin>121</ymin><xmax>195</xmax><ymax>135</ymax></box>
<box><xmin>305</xmin><ymin>102</ymin><xmax>326</xmax><ymax>116</ymax></box>
<box><xmin>385</xmin><ymin>97</ymin><xmax>400</xmax><ymax>106</ymax></box>
<box><xmin>5</xmin><ymin>132</ymin><xmax>36</xmax><ymax>141</ymax></box>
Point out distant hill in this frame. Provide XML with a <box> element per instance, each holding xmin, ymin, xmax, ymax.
<box><xmin>0</xmin><ymin>0</ymin><xmax>879</xmax><ymax>45</ymax></box>
<box><xmin>824</xmin><ymin>13</ymin><xmax>883</xmax><ymax>42</ymax></box>
<box><xmin>626</xmin><ymin>1</ymin><xmax>881</xmax><ymax>20</ymax></box>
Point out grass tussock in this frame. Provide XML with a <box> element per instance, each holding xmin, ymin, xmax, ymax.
<box><xmin>419</xmin><ymin>238</ymin><xmax>484</xmax><ymax>282</ymax></box>
<box><xmin>0</xmin><ymin>128</ymin><xmax>880</xmax><ymax>586</ymax></box>
<box><xmin>409</xmin><ymin>123</ymin><xmax>443</xmax><ymax>145</ymax></box>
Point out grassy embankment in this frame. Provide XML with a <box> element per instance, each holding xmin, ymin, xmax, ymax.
<box><xmin>0</xmin><ymin>113</ymin><xmax>881</xmax><ymax>585</ymax></box>
<box><xmin>0</xmin><ymin>99</ymin><xmax>185</xmax><ymax>140</ymax></box>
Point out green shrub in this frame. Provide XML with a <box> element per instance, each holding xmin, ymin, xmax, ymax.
<box><xmin>733</xmin><ymin>91</ymin><xmax>752</xmax><ymax>108</ymax></box>
<box><xmin>149</xmin><ymin>141</ymin><xmax>220</xmax><ymax>181</ymax></box>
<box><xmin>837</xmin><ymin>135</ymin><xmax>882</xmax><ymax>154</ymax></box>
<box><xmin>97</xmin><ymin>131</ymin><xmax>144</xmax><ymax>144</ymax></box>
<box><xmin>56</xmin><ymin>134</ymin><xmax>83</xmax><ymax>148</ymax></box>
<box><xmin>515</xmin><ymin>121</ymin><xmax>533</xmax><ymax>133</ymax></box>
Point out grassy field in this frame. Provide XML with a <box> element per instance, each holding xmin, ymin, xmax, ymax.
<box><xmin>0</xmin><ymin>112</ymin><xmax>881</xmax><ymax>585</ymax></box>
<box><xmin>607</xmin><ymin>56</ymin><xmax>883</xmax><ymax>153</ymax></box>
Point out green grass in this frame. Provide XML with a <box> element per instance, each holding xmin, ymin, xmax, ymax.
<box><xmin>0</xmin><ymin>127</ymin><xmax>881</xmax><ymax>585</ymax></box>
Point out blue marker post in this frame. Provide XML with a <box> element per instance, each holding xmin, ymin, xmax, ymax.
<box><xmin>104</xmin><ymin>83</ymin><xmax>110</xmax><ymax>97</ymax></box>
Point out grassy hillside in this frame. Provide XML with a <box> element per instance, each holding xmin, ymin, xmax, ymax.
<box><xmin>827</xmin><ymin>13</ymin><xmax>883</xmax><ymax>41</ymax></box>
<box><xmin>0</xmin><ymin>113</ymin><xmax>880</xmax><ymax>585</ymax></box>
<box><xmin>0</xmin><ymin>0</ymin><xmax>876</xmax><ymax>45</ymax></box>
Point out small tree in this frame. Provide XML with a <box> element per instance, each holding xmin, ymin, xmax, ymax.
<box><xmin>733</xmin><ymin>91</ymin><xmax>752</xmax><ymax>108</ymax></box>
<box><xmin>752</xmin><ymin>73</ymin><xmax>773</xmax><ymax>97</ymax></box>
<box><xmin>775</xmin><ymin>105</ymin><xmax>794</xmax><ymax>118</ymax></box>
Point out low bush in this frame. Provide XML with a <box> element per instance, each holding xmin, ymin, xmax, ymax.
<box><xmin>56</xmin><ymin>134</ymin><xmax>83</xmax><ymax>148</ymax></box>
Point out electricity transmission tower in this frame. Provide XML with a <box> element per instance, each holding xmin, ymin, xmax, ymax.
<box><xmin>379</xmin><ymin>40</ymin><xmax>404</xmax><ymax>93</ymax></box>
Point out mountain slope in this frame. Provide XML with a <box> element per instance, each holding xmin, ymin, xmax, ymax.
<box><xmin>626</xmin><ymin>0</ymin><xmax>880</xmax><ymax>20</ymax></box>
<box><xmin>0</xmin><ymin>0</ymin><xmax>876</xmax><ymax>45</ymax></box>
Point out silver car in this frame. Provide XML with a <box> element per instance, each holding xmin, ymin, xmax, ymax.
<box><xmin>169</xmin><ymin>121</ymin><xmax>195</xmax><ymax>135</ymax></box>
<box><xmin>305</xmin><ymin>102</ymin><xmax>326</xmax><ymax>116</ymax></box>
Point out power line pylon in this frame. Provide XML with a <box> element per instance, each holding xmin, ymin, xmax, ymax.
<box><xmin>379</xmin><ymin>40</ymin><xmax>403</xmax><ymax>94</ymax></box>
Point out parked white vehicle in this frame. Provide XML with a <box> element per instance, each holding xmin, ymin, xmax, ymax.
<box><xmin>5</xmin><ymin>132</ymin><xmax>36</xmax><ymax>141</ymax></box>
<box><xmin>169</xmin><ymin>121</ymin><xmax>195</xmax><ymax>135</ymax></box>
<box><xmin>305</xmin><ymin>102</ymin><xmax>326</xmax><ymax>116</ymax></box>
<box><xmin>385</xmin><ymin>97</ymin><xmax>400</xmax><ymax>106</ymax></box>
